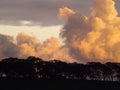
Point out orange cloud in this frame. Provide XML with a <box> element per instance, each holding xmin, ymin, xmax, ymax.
<box><xmin>0</xmin><ymin>0</ymin><xmax>120</xmax><ymax>63</ymax></box>
<box><xmin>58</xmin><ymin>7</ymin><xmax>75</xmax><ymax>20</ymax></box>
<box><xmin>60</xmin><ymin>0</ymin><xmax>120</xmax><ymax>63</ymax></box>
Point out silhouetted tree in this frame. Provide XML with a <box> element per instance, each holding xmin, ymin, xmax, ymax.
<box><xmin>0</xmin><ymin>57</ymin><xmax>120</xmax><ymax>82</ymax></box>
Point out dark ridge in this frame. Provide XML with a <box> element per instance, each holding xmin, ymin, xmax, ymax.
<box><xmin>0</xmin><ymin>56</ymin><xmax>120</xmax><ymax>81</ymax></box>
<box><xmin>0</xmin><ymin>56</ymin><xmax>120</xmax><ymax>89</ymax></box>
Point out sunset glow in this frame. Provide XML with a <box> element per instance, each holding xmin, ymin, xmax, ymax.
<box><xmin>0</xmin><ymin>0</ymin><xmax>120</xmax><ymax>63</ymax></box>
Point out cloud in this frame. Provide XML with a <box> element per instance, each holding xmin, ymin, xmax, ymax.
<box><xmin>17</xmin><ymin>33</ymin><xmax>74</xmax><ymax>62</ymax></box>
<box><xmin>0</xmin><ymin>0</ymin><xmax>119</xmax><ymax>26</ymax></box>
<box><xmin>91</xmin><ymin>0</ymin><xmax>118</xmax><ymax>21</ymax></box>
<box><xmin>0</xmin><ymin>32</ymin><xmax>74</xmax><ymax>62</ymax></box>
<box><xmin>0</xmin><ymin>34</ymin><xmax>19</xmax><ymax>59</ymax></box>
<box><xmin>60</xmin><ymin>0</ymin><xmax>120</xmax><ymax>63</ymax></box>
<box><xmin>1</xmin><ymin>0</ymin><xmax>119</xmax><ymax>26</ymax></box>
<box><xmin>0</xmin><ymin>0</ymin><xmax>120</xmax><ymax>63</ymax></box>
<box><xmin>16</xmin><ymin>32</ymin><xmax>40</xmax><ymax>57</ymax></box>
<box><xmin>58</xmin><ymin>7</ymin><xmax>75</xmax><ymax>20</ymax></box>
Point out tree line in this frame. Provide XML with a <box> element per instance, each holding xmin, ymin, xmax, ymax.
<box><xmin>0</xmin><ymin>56</ymin><xmax>120</xmax><ymax>81</ymax></box>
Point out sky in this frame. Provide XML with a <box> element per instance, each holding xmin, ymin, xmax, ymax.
<box><xmin>0</xmin><ymin>0</ymin><xmax>119</xmax><ymax>41</ymax></box>
<box><xmin>0</xmin><ymin>0</ymin><xmax>120</xmax><ymax>63</ymax></box>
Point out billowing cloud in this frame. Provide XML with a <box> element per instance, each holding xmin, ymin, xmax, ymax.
<box><xmin>60</xmin><ymin>0</ymin><xmax>120</xmax><ymax>63</ymax></box>
<box><xmin>0</xmin><ymin>0</ymin><xmax>120</xmax><ymax>63</ymax></box>
<box><xmin>58</xmin><ymin>7</ymin><xmax>75</xmax><ymax>20</ymax></box>
<box><xmin>91</xmin><ymin>0</ymin><xmax>118</xmax><ymax>21</ymax></box>
<box><xmin>0</xmin><ymin>34</ymin><xmax>19</xmax><ymax>59</ymax></box>
<box><xmin>16</xmin><ymin>32</ymin><xmax>40</xmax><ymax>57</ymax></box>
<box><xmin>0</xmin><ymin>32</ymin><xmax>73</xmax><ymax>62</ymax></box>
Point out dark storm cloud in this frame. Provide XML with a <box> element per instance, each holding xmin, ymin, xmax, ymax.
<box><xmin>0</xmin><ymin>0</ymin><xmax>119</xmax><ymax>26</ymax></box>
<box><xmin>0</xmin><ymin>0</ymin><xmax>93</xmax><ymax>26</ymax></box>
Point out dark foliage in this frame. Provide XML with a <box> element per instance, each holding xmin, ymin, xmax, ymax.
<box><xmin>0</xmin><ymin>56</ymin><xmax>120</xmax><ymax>82</ymax></box>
